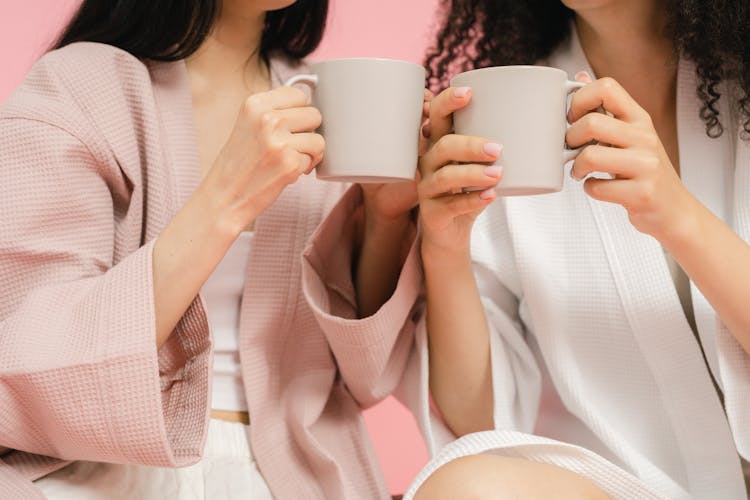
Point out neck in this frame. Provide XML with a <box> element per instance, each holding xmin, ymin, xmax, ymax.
<box><xmin>186</xmin><ymin>2</ymin><xmax>269</xmax><ymax>92</ymax></box>
<box><xmin>575</xmin><ymin>0</ymin><xmax>676</xmax><ymax>116</ymax></box>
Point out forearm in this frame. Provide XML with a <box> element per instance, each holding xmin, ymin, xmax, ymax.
<box><xmin>423</xmin><ymin>244</ymin><xmax>494</xmax><ymax>437</ymax></box>
<box><xmin>152</xmin><ymin>185</ymin><xmax>240</xmax><ymax>348</ymax></box>
<box><xmin>664</xmin><ymin>201</ymin><xmax>750</xmax><ymax>352</ymax></box>
<box><xmin>354</xmin><ymin>207</ymin><xmax>415</xmax><ymax>318</ymax></box>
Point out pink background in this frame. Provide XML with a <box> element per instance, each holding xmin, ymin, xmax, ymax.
<box><xmin>0</xmin><ymin>0</ymin><xmax>440</xmax><ymax>494</ymax></box>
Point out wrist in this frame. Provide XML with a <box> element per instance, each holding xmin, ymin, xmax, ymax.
<box><xmin>659</xmin><ymin>195</ymin><xmax>707</xmax><ymax>256</ymax></box>
<box><xmin>191</xmin><ymin>181</ymin><xmax>246</xmax><ymax>243</ymax></box>
<box><xmin>421</xmin><ymin>238</ymin><xmax>473</xmax><ymax>272</ymax></box>
<box><xmin>195</xmin><ymin>176</ymin><xmax>253</xmax><ymax>241</ymax></box>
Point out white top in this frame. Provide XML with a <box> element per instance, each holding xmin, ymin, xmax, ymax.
<box><xmin>403</xmin><ymin>26</ymin><xmax>749</xmax><ymax>500</ymax></box>
<box><xmin>202</xmin><ymin>231</ymin><xmax>253</xmax><ymax>412</ymax></box>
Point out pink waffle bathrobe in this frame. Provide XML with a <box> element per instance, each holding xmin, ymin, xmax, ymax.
<box><xmin>0</xmin><ymin>42</ymin><xmax>422</xmax><ymax>499</ymax></box>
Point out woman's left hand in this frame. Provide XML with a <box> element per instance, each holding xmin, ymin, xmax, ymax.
<box><xmin>567</xmin><ymin>73</ymin><xmax>702</xmax><ymax>244</ymax></box>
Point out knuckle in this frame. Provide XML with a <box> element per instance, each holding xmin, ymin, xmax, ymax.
<box><xmin>582</xmin><ymin>113</ymin><xmax>601</xmax><ymax>136</ymax></box>
<box><xmin>599</xmin><ymin>77</ymin><xmax>618</xmax><ymax>93</ymax></box>
<box><xmin>642</xmin><ymin>131</ymin><xmax>660</xmax><ymax>150</ymax></box>
<box><xmin>578</xmin><ymin>146</ymin><xmax>597</xmax><ymax>166</ymax></box>
<box><xmin>288</xmin><ymin>87</ymin><xmax>307</xmax><ymax>103</ymax></box>
<box><xmin>264</xmin><ymin>137</ymin><xmax>286</xmax><ymax>156</ymax></box>
<box><xmin>637</xmin><ymin>181</ymin><xmax>657</xmax><ymax>207</ymax></box>
<box><xmin>260</xmin><ymin>111</ymin><xmax>282</xmax><ymax>132</ymax></box>
<box><xmin>243</xmin><ymin>94</ymin><xmax>264</xmax><ymax>116</ymax></box>
<box><xmin>641</xmin><ymin>154</ymin><xmax>660</xmax><ymax>172</ymax></box>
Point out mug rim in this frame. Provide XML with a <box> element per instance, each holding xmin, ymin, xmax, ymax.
<box><xmin>451</xmin><ymin>65</ymin><xmax>568</xmax><ymax>84</ymax></box>
<box><xmin>310</xmin><ymin>57</ymin><xmax>425</xmax><ymax>72</ymax></box>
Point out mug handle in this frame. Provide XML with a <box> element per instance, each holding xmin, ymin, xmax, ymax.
<box><xmin>284</xmin><ymin>74</ymin><xmax>319</xmax><ymax>89</ymax></box>
<box><xmin>562</xmin><ymin>80</ymin><xmax>585</xmax><ymax>163</ymax></box>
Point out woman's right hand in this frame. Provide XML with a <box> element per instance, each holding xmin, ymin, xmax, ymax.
<box><xmin>418</xmin><ymin>86</ymin><xmax>503</xmax><ymax>260</ymax></box>
<box><xmin>201</xmin><ymin>86</ymin><xmax>325</xmax><ymax>235</ymax></box>
<box><xmin>152</xmin><ymin>87</ymin><xmax>322</xmax><ymax>347</ymax></box>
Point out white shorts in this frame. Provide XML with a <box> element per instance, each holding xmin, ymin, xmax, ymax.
<box><xmin>35</xmin><ymin>419</ymin><xmax>274</xmax><ymax>499</ymax></box>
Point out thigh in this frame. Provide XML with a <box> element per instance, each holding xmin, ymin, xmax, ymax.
<box><xmin>413</xmin><ymin>454</ymin><xmax>609</xmax><ymax>500</ymax></box>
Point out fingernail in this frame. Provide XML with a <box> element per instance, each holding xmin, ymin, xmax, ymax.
<box><xmin>574</xmin><ymin>71</ymin><xmax>592</xmax><ymax>82</ymax></box>
<box><xmin>484</xmin><ymin>166</ymin><xmax>503</xmax><ymax>178</ymax></box>
<box><xmin>570</xmin><ymin>168</ymin><xmax>581</xmax><ymax>181</ymax></box>
<box><xmin>421</xmin><ymin>123</ymin><xmax>431</xmax><ymax>138</ymax></box>
<box><xmin>479</xmin><ymin>187</ymin><xmax>496</xmax><ymax>200</ymax></box>
<box><xmin>454</xmin><ymin>86</ymin><xmax>471</xmax><ymax>98</ymax></box>
<box><xmin>483</xmin><ymin>142</ymin><xmax>503</xmax><ymax>157</ymax></box>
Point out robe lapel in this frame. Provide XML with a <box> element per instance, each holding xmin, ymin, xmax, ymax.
<box><xmin>549</xmin><ymin>28</ymin><xmax>743</xmax><ymax>497</ymax></box>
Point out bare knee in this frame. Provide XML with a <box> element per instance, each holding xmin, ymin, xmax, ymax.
<box><xmin>413</xmin><ymin>454</ymin><xmax>610</xmax><ymax>500</ymax></box>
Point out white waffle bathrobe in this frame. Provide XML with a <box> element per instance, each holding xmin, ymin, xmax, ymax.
<box><xmin>402</xmin><ymin>28</ymin><xmax>750</xmax><ymax>500</ymax></box>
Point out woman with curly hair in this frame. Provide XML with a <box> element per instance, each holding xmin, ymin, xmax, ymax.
<box><xmin>403</xmin><ymin>0</ymin><xmax>750</xmax><ymax>498</ymax></box>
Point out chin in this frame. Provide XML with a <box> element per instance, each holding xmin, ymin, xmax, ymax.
<box><xmin>561</xmin><ymin>0</ymin><xmax>619</xmax><ymax>9</ymax></box>
<box><xmin>255</xmin><ymin>0</ymin><xmax>298</xmax><ymax>11</ymax></box>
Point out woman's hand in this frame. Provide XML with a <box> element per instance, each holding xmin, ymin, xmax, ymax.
<box><xmin>567</xmin><ymin>73</ymin><xmax>702</xmax><ymax>245</ymax></box>
<box><xmin>153</xmin><ymin>87</ymin><xmax>323</xmax><ymax>346</ymax></box>
<box><xmin>418</xmin><ymin>86</ymin><xmax>503</xmax><ymax>260</ymax></box>
<box><xmin>200</xmin><ymin>86</ymin><xmax>325</xmax><ymax>235</ymax></box>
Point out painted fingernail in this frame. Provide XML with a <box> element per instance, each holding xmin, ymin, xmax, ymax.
<box><xmin>483</xmin><ymin>142</ymin><xmax>503</xmax><ymax>157</ymax></box>
<box><xmin>454</xmin><ymin>86</ymin><xmax>471</xmax><ymax>98</ymax></box>
<box><xmin>484</xmin><ymin>166</ymin><xmax>503</xmax><ymax>178</ymax></box>
<box><xmin>479</xmin><ymin>187</ymin><xmax>496</xmax><ymax>200</ymax></box>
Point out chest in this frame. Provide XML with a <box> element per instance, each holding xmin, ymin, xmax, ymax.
<box><xmin>192</xmin><ymin>97</ymin><xmax>245</xmax><ymax>180</ymax></box>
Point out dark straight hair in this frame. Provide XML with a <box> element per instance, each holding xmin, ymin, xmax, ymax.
<box><xmin>54</xmin><ymin>0</ymin><xmax>329</xmax><ymax>62</ymax></box>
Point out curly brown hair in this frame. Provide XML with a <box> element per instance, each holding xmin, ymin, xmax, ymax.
<box><xmin>425</xmin><ymin>0</ymin><xmax>750</xmax><ymax>138</ymax></box>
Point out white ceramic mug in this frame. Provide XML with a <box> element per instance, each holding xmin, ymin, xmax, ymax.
<box><xmin>285</xmin><ymin>58</ymin><xmax>426</xmax><ymax>183</ymax></box>
<box><xmin>451</xmin><ymin>65</ymin><xmax>584</xmax><ymax>196</ymax></box>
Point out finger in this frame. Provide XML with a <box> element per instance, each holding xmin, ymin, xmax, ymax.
<box><xmin>566</xmin><ymin>112</ymin><xmax>645</xmax><ymax>149</ymax></box>
<box><xmin>568</xmin><ymin>77</ymin><xmax>649</xmax><ymax>124</ymax></box>
<box><xmin>274</xmin><ymin>106</ymin><xmax>322</xmax><ymax>133</ymax></box>
<box><xmin>419</xmin><ymin>120</ymin><xmax>431</xmax><ymax>155</ymax></box>
<box><xmin>419</xmin><ymin>164</ymin><xmax>502</xmax><ymax>199</ymax></box>
<box><xmin>421</xmin><ymin>91</ymin><xmax>433</xmax><ymax>140</ymax></box>
<box><xmin>583</xmin><ymin>177</ymin><xmax>643</xmax><ymax>207</ymax></box>
<box><xmin>420</xmin><ymin>135</ymin><xmax>502</xmax><ymax>175</ymax></box>
<box><xmin>571</xmin><ymin>145</ymin><xmax>644</xmax><ymax>181</ymax></box>
<box><xmin>421</xmin><ymin>120</ymin><xmax>432</xmax><ymax>140</ymax></box>
<box><xmin>429</xmin><ymin>86</ymin><xmax>472</xmax><ymax>141</ymax></box>
<box><xmin>278</xmin><ymin>146</ymin><xmax>313</xmax><ymax>182</ymax></box>
<box><xmin>247</xmin><ymin>86</ymin><xmax>309</xmax><ymax>112</ymax></box>
<box><xmin>422</xmin><ymin>190</ymin><xmax>496</xmax><ymax>229</ymax></box>
<box><xmin>424</xmin><ymin>89</ymin><xmax>434</xmax><ymax>118</ymax></box>
<box><xmin>289</xmin><ymin>132</ymin><xmax>326</xmax><ymax>171</ymax></box>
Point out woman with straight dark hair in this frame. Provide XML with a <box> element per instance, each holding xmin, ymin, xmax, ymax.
<box><xmin>395</xmin><ymin>0</ymin><xmax>750</xmax><ymax>498</ymax></box>
<box><xmin>0</xmin><ymin>1</ymin><xmax>423</xmax><ymax>498</ymax></box>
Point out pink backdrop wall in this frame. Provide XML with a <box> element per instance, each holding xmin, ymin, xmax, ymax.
<box><xmin>0</xmin><ymin>0</ymin><xmax>440</xmax><ymax>494</ymax></box>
